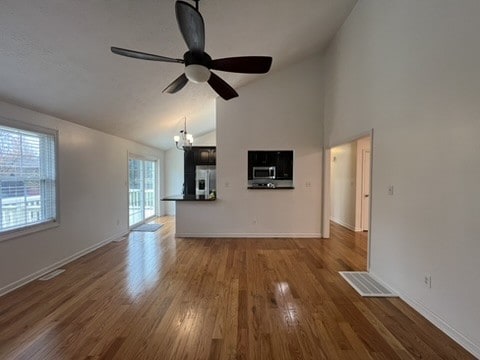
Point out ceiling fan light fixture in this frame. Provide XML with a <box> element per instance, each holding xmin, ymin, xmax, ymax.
<box><xmin>185</xmin><ymin>64</ymin><xmax>210</xmax><ymax>83</ymax></box>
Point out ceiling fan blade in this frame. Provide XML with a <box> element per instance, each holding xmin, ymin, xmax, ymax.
<box><xmin>207</xmin><ymin>72</ymin><xmax>238</xmax><ymax>100</ymax></box>
<box><xmin>211</xmin><ymin>56</ymin><xmax>273</xmax><ymax>74</ymax></box>
<box><xmin>163</xmin><ymin>73</ymin><xmax>189</xmax><ymax>94</ymax></box>
<box><xmin>111</xmin><ymin>47</ymin><xmax>184</xmax><ymax>63</ymax></box>
<box><xmin>175</xmin><ymin>1</ymin><xmax>205</xmax><ymax>52</ymax></box>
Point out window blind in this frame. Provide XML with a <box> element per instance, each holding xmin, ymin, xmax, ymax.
<box><xmin>0</xmin><ymin>124</ymin><xmax>57</xmax><ymax>233</ymax></box>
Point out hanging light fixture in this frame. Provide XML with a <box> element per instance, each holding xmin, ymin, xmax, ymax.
<box><xmin>174</xmin><ymin>117</ymin><xmax>194</xmax><ymax>151</ymax></box>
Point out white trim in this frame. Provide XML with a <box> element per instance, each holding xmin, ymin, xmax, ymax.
<box><xmin>330</xmin><ymin>217</ymin><xmax>358</xmax><ymax>232</ymax></box>
<box><xmin>0</xmin><ymin>221</ymin><xmax>59</xmax><ymax>242</ymax></box>
<box><xmin>0</xmin><ymin>117</ymin><xmax>60</xmax><ymax>239</ymax></box>
<box><xmin>175</xmin><ymin>232</ymin><xmax>322</xmax><ymax>238</ymax></box>
<box><xmin>0</xmin><ymin>231</ymin><xmax>128</xmax><ymax>297</ymax></box>
<box><xmin>322</xmin><ymin>128</ymin><xmax>374</xmax><ymax>271</ymax></box>
<box><xmin>38</xmin><ymin>269</ymin><xmax>65</xmax><ymax>281</ymax></box>
<box><xmin>328</xmin><ymin>130</ymin><xmax>373</xmax><ymax>150</ymax></box>
<box><xmin>366</xmin><ymin>129</ymin><xmax>374</xmax><ymax>272</ymax></box>
<box><xmin>127</xmin><ymin>155</ymin><xmax>159</xmax><ymax>228</ymax></box>
<box><xmin>369</xmin><ymin>271</ymin><xmax>480</xmax><ymax>359</ymax></box>
<box><xmin>321</xmin><ymin>148</ymin><xmax>331</xmax><ymax>238</ymax></box>
<box><xmin>0</xmin><ymin>115</ymin><xmax>58</xmax><ymax>136</ymax></box>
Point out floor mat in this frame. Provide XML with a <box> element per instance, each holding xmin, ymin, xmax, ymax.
<box><xmin>131</xmin><ymin>223</ymin><xmax>164</xmax><ymax>232</ymax></box>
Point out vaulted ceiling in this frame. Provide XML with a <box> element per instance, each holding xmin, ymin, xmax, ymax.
<box><xmin>0</xmin><ymin>0</ymin><xmax>356</xmax><ymax>149</ymax></box>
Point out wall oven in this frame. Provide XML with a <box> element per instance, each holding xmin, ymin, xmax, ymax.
<box><xmin>252</xmin><ymin>166</ymin><xmax>276</xmax><ymax>180</ymax></box>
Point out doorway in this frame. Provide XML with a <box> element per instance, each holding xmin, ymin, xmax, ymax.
<box><xmin>322</xmin><ymin>132</ymin><xmax>372</xmax><ymax>269</ymax></box>
<box><xmin>355</xmin><ymin>136</ymin><xmax>371</xmax><ymax>232</ymax></box>
<box><xmin>128</xmin><ymin>156</ymin><xmax>157</xmax><ymax>228</ymax></box>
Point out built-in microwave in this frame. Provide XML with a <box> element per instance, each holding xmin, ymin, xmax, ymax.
<box><xmin>253</xmin><ymin>166</ymin><xmax>276</xmax><ymax>180</ymax></box>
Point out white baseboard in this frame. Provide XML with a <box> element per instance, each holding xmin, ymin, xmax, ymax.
<box><xmin>330</xmin><ymin>217</ymin><xmax>356</xmax><ymax>231</ymax></box>
<box><xmin>369</xmin><ymin>271</ymin><xmax>480</xmax><ymax>359</ymax></box>
<box><xmin>0</xmin><ymin>231</ymin><xmax>128</xmax><ymax>297</ymax></box>
<box><xmin>175</xmin><ymin>232</ymin><xmax>322</xmax><ymax>238</ymax></box>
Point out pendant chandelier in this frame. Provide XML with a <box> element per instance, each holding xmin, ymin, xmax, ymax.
<box><xmin>174</xmin><ymin>117</ymin><xmax>193</xmax><ymax>151</ymax></box>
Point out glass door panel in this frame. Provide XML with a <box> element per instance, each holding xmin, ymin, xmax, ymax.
<box><xmin>144</xmin><ymin>160</ymin><xmax>156</xmax><ymax>220</ymax></box>
<box><xmin>128</xmin><ymin>158</ymin><xmax>157</xmax><ymax>227</ymax></box>
<box><xmin>128</xmin><ymin>159</ymin><xmax>144</xmax><ymax>227</ymax></box>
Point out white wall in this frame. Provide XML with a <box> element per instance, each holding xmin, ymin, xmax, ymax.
<box><xmin>194</xmin><ymin>131</ymin><xmax>216</xmax><ymax>147</ymax></box>
<box><xmin>164</xmin><ymin>149</ymin><xmax>183</xmax><ymax>216</ymax></box>
<box><xmin>0</xmin><ymin>100</ymin><xmax>164</xmax><ymax>294</ymax></box>
<box><xmin>176</xmin><ymin>54</ymin><xmax>324</xmax><ymax>237</ymax></box>
<box><xmin>324</xmin><ymin>0</ymin><xmax>480</xmax><ymax>355</ymax></box>
<box><xmin>164</xmin><ymin>130</ymin><xmax>216</xmax><ymax>215</ymax></box>
<box><xmin>330</xmin><ymin>142</ymin><xmax>356</xmax><ymax>230</ymax></box>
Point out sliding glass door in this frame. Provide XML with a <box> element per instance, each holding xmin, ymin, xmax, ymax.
<box><xmin>143</xmin><ymin>160</ymin><xmax>156</xmax><ymax>219</ymax></box>
<box><xmin>128</xmin><ymin>157</ymin><xmax>157</xmax><ymax>227</ymax></box>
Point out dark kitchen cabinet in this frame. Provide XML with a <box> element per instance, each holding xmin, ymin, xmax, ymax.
<box><xmin>247</xmin><ymin>150</ymin><xmax>293</xmax><ymax>180</ymax></box>
<box><xmin>275</xmin><ymin>152</ymin><xmax>293</xmax><ymax>179</ymax></box>
<box><xmin>184</xmin><ymin>149</ymin><xmax>195</xmax><ymax>174</ymax></box>
<box><xmin>184</xmin><ymin>146</ymin><xmax>216</xmax><ymax>196</ymax></box>
<box><xmin>195</xmin><ymin>147</ymin><xmax>216</xmax><ymax>165</ymax></box>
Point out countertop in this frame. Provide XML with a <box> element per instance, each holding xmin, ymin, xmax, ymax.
<box><xmin>161</xmin><ymin>195</ymin><xmax>216</xmax><ymax>201</ymax></box>
<box><xmin>247</xmin><ymin>186</ymin><xmax>295</xmax><ymax>190</ymax></box>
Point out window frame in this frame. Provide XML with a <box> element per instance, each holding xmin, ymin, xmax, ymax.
<box><xmin>0</xmin><ymin>116</ymin><xmax>60</xmax><ymax>242</ymax></box>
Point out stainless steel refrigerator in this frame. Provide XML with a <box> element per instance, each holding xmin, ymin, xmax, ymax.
<box><xmin>195</xmin><ymin>165</ymin><xmax>216</xmax><ymax>197</ymax></box>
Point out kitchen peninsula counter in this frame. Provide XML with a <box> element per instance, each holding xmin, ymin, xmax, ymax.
<box><xmin>161</xmin><ymin>195</ymin><xmax>216</xmax><ymax>202</ymax></box>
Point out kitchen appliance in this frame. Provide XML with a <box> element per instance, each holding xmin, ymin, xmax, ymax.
<box><xmin>253</xmin><ymin>166</ymin><xmax>276</xmax><ymax>180</ymax></box>
<box><xmin>195</xmin><ymin>165</ymin><xmax>216</xmax><ymax>197</ymax></box>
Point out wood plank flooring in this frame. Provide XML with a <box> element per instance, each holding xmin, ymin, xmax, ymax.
<box><xmin>0</xmin><ymin>219</ymin><xmax>474</xmax><ymax>359</ymax></box>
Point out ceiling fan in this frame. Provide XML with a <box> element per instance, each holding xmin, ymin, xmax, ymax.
<box><xmin>111</xmin><ymin>0</ymin><xmax>273</xmax><ymax>100</ymax></box>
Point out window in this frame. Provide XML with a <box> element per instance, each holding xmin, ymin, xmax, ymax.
<box><xmin>0</xmin><ymin>121</ymin><xmax>58</xmax><ymax>237</ymax></box>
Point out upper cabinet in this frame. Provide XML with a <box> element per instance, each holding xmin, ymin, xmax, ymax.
<box><xmin>248</xmin><ymin>150</ymin><xmax>293</xmax><ymax>180</ymax></box>
<box><xmin>195</xmin><ymin>147</ymin><xmax>216</xmax><ymax>165</ymax></box>
<box><xmin>185</xmin><ymin>146</ymin><xmax>216</xmax><ymax>172</ymax></box>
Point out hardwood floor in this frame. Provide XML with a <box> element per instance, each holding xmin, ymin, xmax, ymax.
<box><xmin>0</xmin><ymin>219</ymin><xmax>474</xmax><ymax>359</ymax></box>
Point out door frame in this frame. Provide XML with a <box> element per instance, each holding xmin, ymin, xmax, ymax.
<box><xmin>127</xmin><ymin>152</ymin><xmax>159</xmax><ymax>229</ymax></box>
<box><xmin>321</xmin><ymin>129</ymin><xmax>374</xmax><ymax>271</ymax></box>
<box><xmin>355</xmin><ymin>136</ymin><xmax>372</xmax><ymax>232</ymax></box>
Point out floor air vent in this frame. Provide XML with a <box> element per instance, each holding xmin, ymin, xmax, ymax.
<box><xmin>339</xmin><ymin>271</ymin><xmax>397</xmax><ymax>297</ymax></box>
<box><xmin>38</xmin><ymin>269</ymin><xmax>65</xmax><ymax>281</ymax></box>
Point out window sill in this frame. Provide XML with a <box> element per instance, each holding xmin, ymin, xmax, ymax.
<box><xmin>0</xmin><ymin>221</ymin><xmax>59</xmax><ymax>242</ymax></box>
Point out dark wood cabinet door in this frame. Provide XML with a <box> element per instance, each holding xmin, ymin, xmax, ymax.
<box><xmin>209</xmin><ymin>149</ymin><xmax>216</xmax><ymax>164</ymax></box>
<box><xmin>184</xmin><ymin>149</ymin><xmax>195</xmax><ymax>174</ymax></box>
<box><xmin>199</xmin><ymin>149</ymin><xmax>210</xmax><ymax>164</ymax></box>
<box><xmin>184</xmin><ymin>173</ymin><xmax>196</xmax><ymax>196</ymax></box>
<box><xmin>194</xmin><ymin>147</ymin><xmax>216</xmax><ymax>165</ymax></box>
<box><xmin>247</xmin><ymin>150</ymin><xmax>293</xmax><ymax>180</ymax></box>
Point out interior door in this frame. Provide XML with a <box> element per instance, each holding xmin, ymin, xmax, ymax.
<box><xmin>361</xmin><ymin>150</ymin><xmax>371</xmax><ymax>231</ymax></box>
